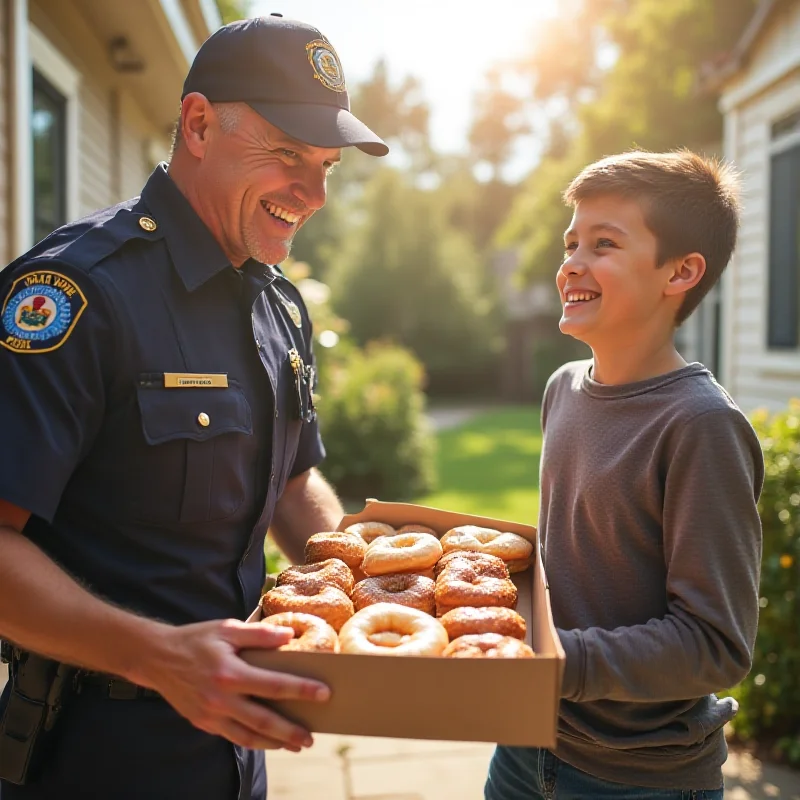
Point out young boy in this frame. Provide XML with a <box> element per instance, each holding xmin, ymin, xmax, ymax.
<box><xmin>485</xmin><ymin>151</ymin><xmax>764</xmax><ymax>799</ymax></box>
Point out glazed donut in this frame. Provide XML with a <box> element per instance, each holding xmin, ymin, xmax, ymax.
<box><xmin>398</xmin><ymin>524</ymin><xmax>438</xmax><ymax>536</ymax></box>
<box><xmin>345</xmin><ymin>522</ymin><xmax>398</xmax><ymax>544</ymax></box>
<box><xmin>338</xmin><ymin>603</ymin><xmax>448</xmax><ymax>656</ymax></box>
<box><xmin>261</xmin><ymin>612</ymin><xmax>340</xmax><ymax>653</ymax></box>
<box><xmin>305</xmin><ymin>531</ymin><xmax>367</xmax><ymax>572</ymax></box>
<box><xmin>352</xmin><ymin>574</ymin><xmax>435</xmax><ymax>615</ymax></box>
<box><xmin>440</xmin><ymin>526</ymin><xmax>533</xmax><ymax>573</ymax></box>
<box><xmin>361</xmin><ymin>533</ymin><xmax>443</xmax><ymax>577</ymax></box>
<box><xmin>433</xmin><ymin>550</ymin><xmax>509</xmax><ymax>579</ymax></box>
<box><xmin>443</xmin><ymin>633</ymin><xmax>534</xmax><ymax>658</ymax></box>
<box><xmin>434</xmin><ymin>559</ymin><xmax>518</xmax><ymax>617</ymax></box>
<box><xmin>440</xmin><ymin>606</ymin><xmax>526</xmax><ymax>641</ymax></box>
<box><xmin>261</xmin><ymin>583</ymin><xmax>354</xmax><ymax>631</ymax></box>
<box><xmin>276</xmin><ymin>558</ymin><xmax>354</xmax><ymax>596</ymax></box>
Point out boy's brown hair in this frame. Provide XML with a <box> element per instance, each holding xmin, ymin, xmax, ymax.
<box><xmin>563</xmin><ymin>149</ymin><xmax>741</xmax><ymax>325</ymax></box>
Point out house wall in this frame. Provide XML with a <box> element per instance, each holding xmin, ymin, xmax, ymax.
<box><xmin>721</xmin><ymin>3</ymin><xmax>800</xmax><ymax>412</ymax></box>
<box><xmin>0</xmin><ymin>1</ymin><xmax>170</xmax><ymax>262</ymax></box>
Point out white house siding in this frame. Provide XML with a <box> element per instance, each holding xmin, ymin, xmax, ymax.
<box><xmin>0</xmin><ymin>0</ymin><xmax>10</xmax><ymax>266</ymax></box>
<box><xmin>27</xmin><ymin>2</ymin><xmax>169</xmax><ymax>226</ymax></box>
<box><xmin>119</xmin><ymin>90</ymin><xmax>168</xmax><ymax>202</ymax></box>
<box><xmin>720</xmin><ymin>2</ymin><xmax>800</xmax><ymax>412</ymax></box>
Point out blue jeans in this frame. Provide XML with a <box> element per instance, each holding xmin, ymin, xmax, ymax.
<box><xmin>485</xmin><ymin>746</ymin><xmax>724</xmax><ymax>800</ymax></box>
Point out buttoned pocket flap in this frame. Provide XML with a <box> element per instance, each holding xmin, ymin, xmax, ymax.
<box><xmin>136</xmin><ymin>384</ymin><xmax>252</xmax><ymax>445</ymax></box>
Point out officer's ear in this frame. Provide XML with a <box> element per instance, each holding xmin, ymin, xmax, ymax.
<box><xmin>179</xmin><ymin>93</ymin><xmax>213</xmax><ymax>159</ymax></box>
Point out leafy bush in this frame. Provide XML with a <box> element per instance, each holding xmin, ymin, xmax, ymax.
<box><xmin>317</xmin><ymin>341</ymin><xmax>436</xmax><ymax>502</ymax></box>
<box><xmin>727</xmin><ymin>400</ymin><xmax>800</xmax><ymax>765</ymax></box>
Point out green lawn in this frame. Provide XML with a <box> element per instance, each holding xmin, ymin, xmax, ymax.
<box><xmin>417</xmin><ymin>406</ymin><xmax>542</xmax><ymax>525</ymax></box>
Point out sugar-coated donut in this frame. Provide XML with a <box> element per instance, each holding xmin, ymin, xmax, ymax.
<box><xmin>397</xmin><ymin>524</ymin><xmax>438</xmax><ymax>536</ymax></box>
<box><xmin>352</xmin><ymin>574</ymin><xmax>435</xmax><ymax>615</ymax></box>
<box><xmin>345</xmin><ymin>522</ymin><xmax>398</xmax><ymax>544</ymax></box>
<box><xmin>276</xmin><ymin>558</ymin><xmax>354</xmax><ymax>596</ymax></box>
<box><xmin>261</xmin><ymin>583</ymin><xmax>354</xmax><ymax>631</ymax></box>
<box><xmin>261</xmin><ymin>612</ymin><xmax>340</xmax><ymax>653</ymax></box>
<box><xmin>440</xmin><ymin>606</ymin><xmax>526</xmax><ymax>641</ymax></box>
<box><xmin>433</xmin><ymin>550</ymin><xmax>509</xmax><ymax>579</ymax></box>
<box><xmin>338</xmin><ymin>603</ymin><xmax>448</xmax><ymax>656</ymax></box>
<box><xmin>440</xmin><ymin>526</ymin><xmax>533</xmax><ymax>573</ymax></box>
<box><xmin>443</xmin><ymin>633</ymin><xmax>534</xmax><ymax>658</ymax></box>
<box><xmin>361</xmin><ymin>533</ymin><xmax>443</xmax><ymax>577</ymax></box>
<box><xmin>435</xmin><ymin>558</ymin><xmax>518</xmax><ymax>617</ymax></box>
<box><xmin>305</xmin><ymin>531</ymin><xmax>367</xmax><ymax>572</ymax></box>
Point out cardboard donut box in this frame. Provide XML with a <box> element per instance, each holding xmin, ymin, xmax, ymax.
<box><xmin>242</xmin><ymin>500</ymin><xmax>565</xmax><ymax>747</ymax></box>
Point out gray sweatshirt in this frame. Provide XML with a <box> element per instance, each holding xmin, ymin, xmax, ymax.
<box><xmin>541</xmin><ymin>360</ymin><xmax>764</xmax><ymax>790</ymax></box>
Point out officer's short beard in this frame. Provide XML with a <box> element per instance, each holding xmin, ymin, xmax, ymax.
<box><xmin>242</xmin><ymin>222</ymin><xmax>293</xmax><ymax>266</ymax></box>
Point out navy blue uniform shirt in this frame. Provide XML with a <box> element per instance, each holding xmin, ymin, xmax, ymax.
<box><xmin>0</xmin><ymin>164</ymin><xmax>325</xmax><ymax>799</ymax></box>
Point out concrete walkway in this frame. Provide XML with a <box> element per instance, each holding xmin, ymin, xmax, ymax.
<box><xmin>426</xmin><ymin>404</ymin><xmax>492</xmax><ymax>431</ymax></box>
<box><xmin>267</xmin><ymin>733</ymin><xmax>800</xmax><ymax>800</ymax></box>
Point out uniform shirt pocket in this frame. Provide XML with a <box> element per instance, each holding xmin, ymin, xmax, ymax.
<box><xmin>134</xmin><ymin>382</ymin><xmax>253</xmax><ymax>524</ymax></box>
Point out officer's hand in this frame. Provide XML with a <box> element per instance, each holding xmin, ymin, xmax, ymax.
<box><xmin>141</xmin><ymin>619</ymin><xmax>330</xmax><ymax>752</ymax></box>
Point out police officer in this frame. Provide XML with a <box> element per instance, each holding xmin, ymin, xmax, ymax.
<box><xmin>0</xmin><ymin>15</ymin><xmax>387</xmax><ymax>800</ymax></box>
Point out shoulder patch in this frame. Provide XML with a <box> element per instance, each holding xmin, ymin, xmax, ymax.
<box><xmin>0</xmin><ymin>270</ymin><xmax>88</xmax><ymax>354</ymax></box>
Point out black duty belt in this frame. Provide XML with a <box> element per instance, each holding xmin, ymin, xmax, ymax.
<box><xmin>76</xmin><ymin>673</ymin><xmax>161</xmax><ymax>701</ymax></box>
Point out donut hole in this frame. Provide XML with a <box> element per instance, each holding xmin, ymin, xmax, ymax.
<box><xmin>368</xmin><ymin>630</ymin><xmax>412</xmax><ymax>648</ymax></box>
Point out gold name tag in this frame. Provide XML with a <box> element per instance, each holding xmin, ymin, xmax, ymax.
<box><xmin>163</xmin><ymin>373</ymin><xmax>229</xmax><ymax>388</ymax></box>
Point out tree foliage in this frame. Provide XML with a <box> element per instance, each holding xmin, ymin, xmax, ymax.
<box><xmin>328</xmin><ymin>169</ymin><xmax>501</xmax><ymax>395</ymax></box>
<box><xmin>500</xmin><ymin>0</ymin><xmax>758</xmax><ymax>282</ymax></box>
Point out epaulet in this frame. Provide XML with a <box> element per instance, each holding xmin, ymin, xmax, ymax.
<box><xmin>11</xmin><ymin>197</ymin><xmax>164</xmax><ymax>276</ymax></box>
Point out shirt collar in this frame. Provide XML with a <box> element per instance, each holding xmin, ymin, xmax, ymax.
<box><xmin>140</xmin><ymin>163</ymin><xmax>235</xmax><ymax>292</ymax></box>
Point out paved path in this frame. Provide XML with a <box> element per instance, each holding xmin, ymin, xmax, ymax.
<box><xmin>266</xmin><ymin>733</ymin><xmax>800</xmax><ymax>800</ymax></box>
<box><xmin>426</xmin><ymin>404</ymin><xmax>492</xmax><ymax>431</ymax></box>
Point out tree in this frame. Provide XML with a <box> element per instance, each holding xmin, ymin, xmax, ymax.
<box><xmin>468</xmin><ymin>69</ymin><xmax>530</xmax><ymax>182</ymax></box>
<box><xmin>499</xmin><ymin>0</ymin><xmax>758</xmax><ymax>282</ymax></box>
<box><xmin>328</xmin><ymin>169</ymin><xmax>501</xmax><ymax>395</ymax></box>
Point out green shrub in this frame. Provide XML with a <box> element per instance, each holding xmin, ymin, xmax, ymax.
<box><xmin>727</xmin><ymin>400</ymin><xmax>800</xmax><ymax>765</ymax></box>
<box><xmin>317</xmin><ymin>341</ymin><xmax>436</xmax><ymax>502</ymax></box>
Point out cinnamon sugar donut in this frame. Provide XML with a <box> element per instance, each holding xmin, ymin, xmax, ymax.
<box><xmin>338</xmin><ymin>603</ymin><xmax>448</xmax><ymax>656</ymax></box>
<box><xmin>345</xmin><ymin>522</ymin><xmax>398</xmax><ymax>544</ymax></box>
<box><xmin>440</xmin><ymin>606</ymin><xmax>526</xmax><ymax>641</ymax></box>
<box><xmin>433</xmin><ymin>550</ymin><xmax>509</xmax><ymax>579</ymax></box>
<box><xmin>352</xmin><ymin>574</ymin><xmax>435</xmax><ymax>615</ymax></box>
<box><xmin>435</xmin><ymin>558</ymin><xmax>518</xmax><ymax>617</ymax></box>
<box><xmin>305</xmin><ymin>531</ymin><xmax>367</xmax><ymax>572</ymax></box>
<box><xmin>361</xmin><ymin>533</ymin><xmax>443</xmax><ymax>577</ymax></box>
<box><xmin>440</xmin><ymin>526</ymin><xmax>533</xmax><ymax>573</ymax></box>
<box><xmin>443</xmin><ymin>633</ymin><xmax>534</xmax><ymax>658</ymax></box>
<box><xmin>262</xmin><ymin>612</ymin><xmax>340</xmax><ymax>653</ymax></box>
<box><xmin>276</xmin><ymin>558</ymin><xmax>354</xmax><ymax>596</ymax></box>
<box><xmin>398</xmin><ymin>524</ymin><xmax>438</xmax><ymax>536</ymax></box>
<box><xmin>261</xmin><ymin>583</ymin><xmax>354</xmax><ymax>631</ymax></box>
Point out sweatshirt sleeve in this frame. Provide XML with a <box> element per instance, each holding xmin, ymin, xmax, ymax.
<box><xmin>559</xmin><ymin>407</ymin><xmax>764</xmax><ymax>702</ymax></box>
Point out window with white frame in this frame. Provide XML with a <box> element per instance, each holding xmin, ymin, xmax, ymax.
<box><xmin>767</xmin><ymin>109</ymin><xmax>800</xmax><ymax>350</ymax></box>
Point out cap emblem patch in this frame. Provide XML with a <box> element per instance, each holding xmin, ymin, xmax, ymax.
<box><xmin>306</xmin><ymin>39</ymin><xmax>346</xmax><ymax>93</ymax></box>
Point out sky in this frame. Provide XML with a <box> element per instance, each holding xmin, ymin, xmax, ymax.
<box><xmin>250</xmin><ymin>0</ymin><xmax>560</xmax><ymax>177</ymax></box>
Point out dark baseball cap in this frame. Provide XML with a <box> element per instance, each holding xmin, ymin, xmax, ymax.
<box><xmin>182</xmin><ymin>16</ymin><xmax>388</xmax><ymax>157</ymax></box>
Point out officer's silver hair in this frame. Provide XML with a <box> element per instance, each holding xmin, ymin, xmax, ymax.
<box><xmin>169</xmin><ymin>101</ymin><xmax>245</xmax><ymax>161</ymax></box>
